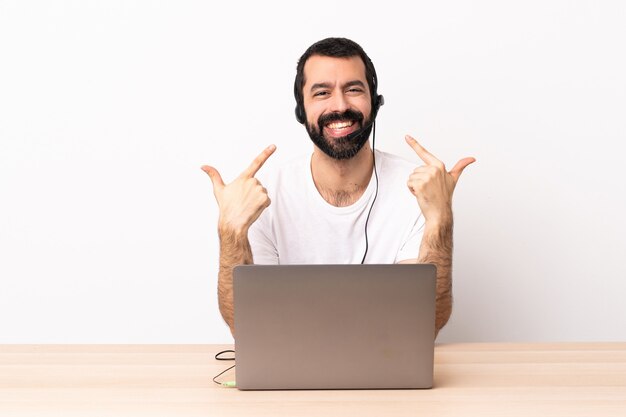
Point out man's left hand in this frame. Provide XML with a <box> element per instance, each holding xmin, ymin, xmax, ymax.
<box><xmin>405</xmin><ymin>135</ymin><xmax>475</xmax><ymax>224</ymax></box>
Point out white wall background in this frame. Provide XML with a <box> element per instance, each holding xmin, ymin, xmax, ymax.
<box><xmin>1</xmin><ymin>0</ymin><xmax>625</xmax><ymax>343</ymax></box>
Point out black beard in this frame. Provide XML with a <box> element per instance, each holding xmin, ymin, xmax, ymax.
<box><xmin>305</xmin><ymin>109</ymin><xmax>373</xmax><ymax>160</ymax></box>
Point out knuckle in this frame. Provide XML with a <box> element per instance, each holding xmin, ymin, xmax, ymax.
<box><xmin>247</xmin><ymin>178</ymin><xmax>261</xmax><ymax>187</ymax></box>
<box><xmin>258</xmin><ymin>195</ymin><xmax>269</xmax><ymax>208</ymax></box>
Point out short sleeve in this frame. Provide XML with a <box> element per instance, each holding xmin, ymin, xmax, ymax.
<box><xmin>248</xmin><ymin>210</ymin><xmax>279</xmax><ymax>265</ymax></box>
<box><xmin>395</xmin><ymin>213</ymin><xmax>425</xmax><ymax>263</ymax></box>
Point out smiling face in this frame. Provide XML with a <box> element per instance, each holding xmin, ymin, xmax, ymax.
<box><xmin>302</xmin><ymin>55</ymin><xmax>373</xmax><ymax>160</ymax></box>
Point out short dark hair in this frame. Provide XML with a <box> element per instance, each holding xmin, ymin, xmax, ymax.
<box><xmin>293</xmin><ymin>37</ymin><xmax>379</xmax><ymax>122</ymax></box>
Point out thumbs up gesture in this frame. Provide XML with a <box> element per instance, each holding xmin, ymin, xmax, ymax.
<box><xmin>201</xmin><ymin>145</ymin><xmax>276</xmax><ymax>233</ymax></box>
<box><xmin>405</xmin><ymin>135</ymin><xmax>475</xmax><ymax>224</ymax></box>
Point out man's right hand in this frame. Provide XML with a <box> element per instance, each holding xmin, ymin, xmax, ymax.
<box><xmin>201</xmin><ymin>144</ymin><xmax>276</xmax><ymax>234</ymax></box>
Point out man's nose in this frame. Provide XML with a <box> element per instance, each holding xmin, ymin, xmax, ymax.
<box><xmin>328</xmin><ymin>92</ymin><xmax>349</xmax><ymax>113</ymax></box>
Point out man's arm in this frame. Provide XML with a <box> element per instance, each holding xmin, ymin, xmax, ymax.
<box><xmin>216</xmin><ymin>227</ymin><xmax>253</xmax><ymax>335</ymax></box>
<box><xmin>399</xmin><ymin>216</ymin><xmax>453</xmax><ymax>337</ymax></box>
<box><xmin>403</xmin><ymin>135</ymin><xmax>474</xmax><ymax>337</ymax></box>
<box><xmin>419</xmin><ymin>218</ymin><xmax>454</xmax><ymax>336</ymax></box>
<box><xmin>202</xmin><ymin>145</ymin><xmax>276</xmax><ymax>336</ymax></box>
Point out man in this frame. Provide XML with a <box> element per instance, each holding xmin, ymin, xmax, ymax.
<box><xmin>202</xmin><ymin>37</ymin><xmax>475</xmax><ymax>338</ymax></box>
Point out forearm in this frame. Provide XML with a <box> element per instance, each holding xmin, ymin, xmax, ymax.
<box><xmin>417</xmin><ymin>214</ymin><xmax>454</xmax><ymax>337</ymax></box>
<box><xmin>217</xmin><ymin>226</ymin><xmax>253</xmax><ymax>336</ymax></box>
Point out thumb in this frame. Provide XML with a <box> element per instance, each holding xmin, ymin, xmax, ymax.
<box><xmin>449</xmin><ymin>157</ymin><xmax>476</xmax><ymax>182</ymax></box>
<box><xmin>201</xmin><ymin>165</ymin><xmax>225</xmax><ymax>192</ymax></box>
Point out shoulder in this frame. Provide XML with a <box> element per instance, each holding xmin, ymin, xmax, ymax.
<box><xmin>262</xmin><ymin>152</ymin><xmax>309</xmax><ymax>178</ymax></box>
<box><xmin>373</xmin><ymin>150</ymin><xmax>418</xmax><ymax>205</ymax></box>
<box><xmin>375</xmin><ymin>149</ymin><xmax>416</xmax><ymax>178</ymax></box>
<box><xmin>372</xmin><ymin>149</ymin><xmax>423</xmax><ymax>221</ymax></box>
<box><xmin>375</xmin><ymin>149</ymin><xmax>414</xmax><ymax>165</ymax></box>
<box><xmin>256</xmin><ymin>152</ymin><xmax>311</xmax><ymax>193</ymax></box>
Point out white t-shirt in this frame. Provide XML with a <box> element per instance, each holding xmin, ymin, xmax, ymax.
<box><xmin>248</xmin><ymin>150</ymin><xmax>425</xmax><ymax>264</ymax></box>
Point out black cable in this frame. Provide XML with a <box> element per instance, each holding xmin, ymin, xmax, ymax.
<box><xmin>361</xmin><ymin>121</ymin><xmax>379</xmax><ymax>264</ymax></box>
<box><xmin>215</xmin><ymin>349</ymin><xmax>235</xmax><ymax>360</ymax></box>
<box><xmin>213</xmin><ymin>350</ymin><xmax>236</xmax><ymax>386</ymax></box>
<box><xmin>212</xmin><ymin>364</ymin><xmax>236</xmax><ymax>386</ymax></box>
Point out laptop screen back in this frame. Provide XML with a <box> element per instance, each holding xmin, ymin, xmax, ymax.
<box><xmin>233</xmin><ymin>264</ymin><xmax>436</xmax><ymax>390</ymax></box>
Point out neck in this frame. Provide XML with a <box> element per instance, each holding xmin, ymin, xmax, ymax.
<box><xmin>310</xmin><ymin>143</ymin><xmax>374</xmax><ymax>207</ymax></box>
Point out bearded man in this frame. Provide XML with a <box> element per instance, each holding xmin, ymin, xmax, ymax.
<box><xmin>202</xmin><ymin>37</ymin><xmax>475</xmax><ymax>338</ymax></box>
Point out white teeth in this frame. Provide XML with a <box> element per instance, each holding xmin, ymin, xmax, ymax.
<box><xmin>327</xmin><ymin>121</ymin><xmax>354</xmax><ymax>129</ymax></box>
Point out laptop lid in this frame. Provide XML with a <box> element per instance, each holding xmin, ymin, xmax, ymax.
<box><xmin>233</xmin><ymin>264</ymin><xmax>436</xmax><ymax>390</ymax></box>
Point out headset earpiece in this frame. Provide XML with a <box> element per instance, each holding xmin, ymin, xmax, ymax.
<box><xmin>370</xmin><ymin>94</ymin><xmax>384</xmax><ymax>120</ymax></box>
<box><xmin>295</xmin><ymin>105</ymin><xmax>305</xmax><ymax>124</ymax></box>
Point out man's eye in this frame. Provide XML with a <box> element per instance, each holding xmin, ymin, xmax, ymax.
<box><xmin>348</xmin><ymin>88</ymin><xmax>363</xmax><ymax>93</ymax></box>
<box><xmin>313</xmin><ymin>91</ymin><xmax>329</xmax><ymax>97</ymax></box>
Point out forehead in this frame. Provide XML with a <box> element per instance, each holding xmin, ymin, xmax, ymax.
<box><xmin>302</xmin><ymin>55</ymin><xmax>368</xmax><ymax>88</ymax></box>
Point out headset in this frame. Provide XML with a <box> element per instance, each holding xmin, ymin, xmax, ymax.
<box><xmin>294</xmin><ymin>57</ymin><xmax>385</xmax><ymax>264</ymax></box>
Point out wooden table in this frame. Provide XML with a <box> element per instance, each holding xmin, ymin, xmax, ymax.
<box><xmin>1</xmin><ymin>343</ymin><xmax>625</xmax><ymax>416</ymax></box>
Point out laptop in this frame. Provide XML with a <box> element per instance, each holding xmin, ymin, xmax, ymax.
<box><xmin>233</xmin><ymin>264</ymin><xmax>436</xmax><ymax>390</ymax></box>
